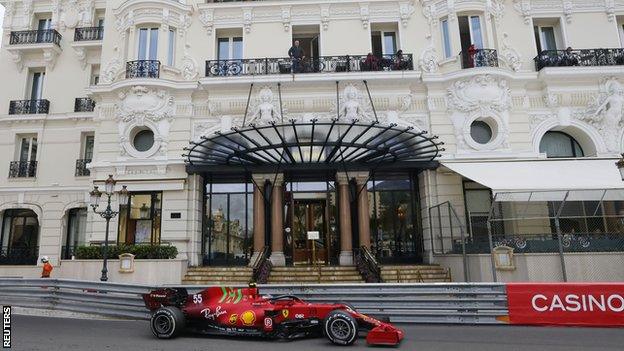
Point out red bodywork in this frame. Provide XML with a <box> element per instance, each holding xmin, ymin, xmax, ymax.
<box><xmin>143</xmin><ymin>286</ymin><xmax>404</xmax><ymax>346</ymax></box>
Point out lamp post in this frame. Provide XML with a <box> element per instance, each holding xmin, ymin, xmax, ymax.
<box><xmin>616</xmin><ymin>154</ymin><xmax>624</xmax><ymax>181</ymax></box>
<box><xmin>89</xmin><ymin>175</ymin><xmax>129</xmax><ymax>281</ymax></box>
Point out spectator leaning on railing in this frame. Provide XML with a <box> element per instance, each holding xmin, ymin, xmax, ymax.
<box><xmin>288</xmin><ymin>40</ymin><xmax>305</xmax><ymax>73</ymax></box>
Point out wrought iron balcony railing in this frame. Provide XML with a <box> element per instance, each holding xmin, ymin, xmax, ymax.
<box><xmin>205</xmin><ymin>54</ymin><xmax>414</xmax><ymax>77</ymax></box>
<box><xmin>9</xmin><ymin>99</ymin><xmax>50</xmax><ymax>115</ymax></box>
<box><xmin>0</xmin><ymin>246</ymin><xmax>39</xmax><ymax>265</ymax></box>
<box><xmin>74</xmin><ymin>97</ymin><xmax>95</xmax><ymax>112</ymax></box>
<box><xmin>9</xmin><ymin>29</ymin><xmax>62</xmax><ymax>46</ymax></box>
<box><xmin>75</xmin><ymin>159</ymin><xmax>91</xmax><ymax>177</ymax></box>
<box><xmin>534</xmin><ymin>48</ymin><xmax>624</xmax><ymax>71</ymax></box>
<box><xmin>9</xmin><ymin>161</ymin><xmax>37</xmax><ymax>178</ymax></box>
<box><xmin>460</xmin><ymin>49</ymin><xmax>499</xmax><ymax>69</ymax></box>
<box><xmin>126</xmin><ymin>60</ymin><xmax>161</xmax><ymax>79</ymax></box>
<box><xmin>74</xmin><ymin>26</ymin><xmax>104</xmax><ymax>41</ymax></box>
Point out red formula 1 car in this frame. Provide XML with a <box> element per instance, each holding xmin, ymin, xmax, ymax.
<box><xmin>142</xmin><ymin>284</ymin><xmax>403</xmax><ymax>346</ymax></box>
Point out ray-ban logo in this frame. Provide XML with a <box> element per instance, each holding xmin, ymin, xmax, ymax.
<box><xmin>3</xmin><ymin>306</ymin><xmax>10</xmax><ymax>349</ymax></box>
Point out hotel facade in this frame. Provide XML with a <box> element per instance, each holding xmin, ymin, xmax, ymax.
<box><xmin>0</xmin><ymin>0</ymin><xmax>623</xmax><ymax>284</ymax></box>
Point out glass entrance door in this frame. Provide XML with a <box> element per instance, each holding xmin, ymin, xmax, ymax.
<box><xmin>290</xmin><ymin>199</ymin><xmax>328</xmax><ymax>265</ymax></box>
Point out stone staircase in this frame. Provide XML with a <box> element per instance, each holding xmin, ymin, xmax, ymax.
<box><xmin>182</xmin><ymin>266</ymin><xmax>253</xmax><ymax>285</ymax></box>
<box><xmin>380</xmin><ymin>265</ymin><xmax>451</xmax><ymax>283</ymax></box>
<box><xmin>268</xmin><ymin>266</ymin><xmax>365</xmax><ymax>284</ymax></box>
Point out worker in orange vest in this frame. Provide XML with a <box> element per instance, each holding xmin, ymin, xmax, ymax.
<box><xmin>41</xmin><ymin>256</ymin><xmax>53</xmax><ymax>278</ymax></box>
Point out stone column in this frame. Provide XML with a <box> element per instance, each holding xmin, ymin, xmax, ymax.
<box><xmin>249</xmin><ymin>179</ymin><xmax>265</xmax><ymax>266</ymax></box>
<box><xmin>354</xmin><ymin>172</ymin><xmax>371</xmax><ymax>249</ymax></box>
<box><xmin>270</xmin><ymin>174</ymin><xmax>285</xmax><ymax>266</ymax></box>
<box><xmin>336</xmin><ymin>173</ymin><xmax>353</xmax><ymax>265</ymax></box>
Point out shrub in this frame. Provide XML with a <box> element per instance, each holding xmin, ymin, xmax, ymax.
<box><xmin>74</xmin><ymin>244</ymin><xmax>178</xmax><ymax>260</ymax></box>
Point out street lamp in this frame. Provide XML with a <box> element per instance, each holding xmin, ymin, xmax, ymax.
<box><xmin>616</xmin><ymin>154</ymin><xmax>624</xmax><ymax>181</ymax></box>
<box><xmin>89</xmin><ymin>175</ymin><xmax>129</xmax><ymax>281</ymax></box>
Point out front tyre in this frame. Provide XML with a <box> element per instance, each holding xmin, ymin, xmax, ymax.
<box><xmin>150</xmin><ymin>306</ymin><xmax>186</xmax><ymax>339</ymax></box>
<box><xmin>323</xmin><ymin>310</ymin><xmax>358</xmax><ymax>346</ymax></box>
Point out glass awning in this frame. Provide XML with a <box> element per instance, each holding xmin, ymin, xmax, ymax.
<box><xmin>184</xmin><ymin>118</ymin><xmax>444</xmax><ymax>173</ymax></box>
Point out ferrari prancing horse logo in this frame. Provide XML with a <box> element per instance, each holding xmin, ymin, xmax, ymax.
<box><xmin>282</xmin><ymin>309</ymin><xmax>289</xmax><ymax>318</ymax></box>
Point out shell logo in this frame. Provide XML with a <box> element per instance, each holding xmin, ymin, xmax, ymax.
<box><xmin>241</xmin><ymin>310</ymin><xmax>256</xmax><ymax>326</ymax></box>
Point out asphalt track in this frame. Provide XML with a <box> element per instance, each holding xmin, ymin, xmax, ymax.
<box><xmin>8</xmin><ymin>314</ymin><xmax>624</xmax><ymax>351</ymax></box>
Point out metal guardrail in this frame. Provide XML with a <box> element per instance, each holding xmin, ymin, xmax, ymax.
<box><xmin>0</xmin><ymin>278</ymin><xmax>508</xmax><ymax>324</ymax></box>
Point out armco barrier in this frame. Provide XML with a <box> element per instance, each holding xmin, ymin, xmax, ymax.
<box><xmin>0</xmin><ymin>278</ymin><xmax>508</xmax><ymax>324</ymax></box>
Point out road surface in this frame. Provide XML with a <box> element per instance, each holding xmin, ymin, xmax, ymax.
<box><xmin>8</xmin><ymin>314</ymin><xmax>624</xmax><ymax>351</ymax></box>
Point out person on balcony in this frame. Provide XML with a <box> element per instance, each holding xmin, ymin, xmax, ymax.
<box><xmin>40</xmin><ymin>256</ymin><xmax>53</xmax><ymax>278</ymax></box>
<box><xmin>288</xmin><ymin>40</ymin><xmax>305</xmax><ymax>73</ymax></box>
<box><xmin>561</xmin><ymin>47</ymin><xmax>579</xmax><ymax>66</ymax></box>
<box><xmin>394</xmin><ymin>50</ymin><xmax>406</xmax><ymax>70</ymax></box>
<box><xmin>362</xmin><ymin>53</ymin><xmax>379</xmax><ymax>71</ymax></box>
<box><xmin>467</xmin><ymin>44</ymin><xmax>478</xmax><ymax>68</ymax></box>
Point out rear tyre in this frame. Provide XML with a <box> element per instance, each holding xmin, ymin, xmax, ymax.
<box><xmin>323</xmin><ymin>310</ymin><xmax>358</xmax><ymax>346</ymax></box>
<box><xmin>150</xmin><ymin>306</ymin><xmax>186</xmax><ymax>339</ymax></box>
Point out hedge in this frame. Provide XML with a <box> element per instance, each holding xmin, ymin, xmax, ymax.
<box><xmin>74</xmin><ymin>244</ymin><xmax>178</xmax><ymax>260</ymax></box>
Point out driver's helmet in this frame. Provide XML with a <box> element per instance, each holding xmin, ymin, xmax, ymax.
<box><xmin>40</xmin><ymin>256</ymin><xmax>49</xmax><ymax>263</ymax></box>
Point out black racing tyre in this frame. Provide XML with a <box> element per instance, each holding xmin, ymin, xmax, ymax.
<box><xmin>323</xmin><ymin>310</ymin><xmax>358</xmax><ymax>346</ymax></box>
<box><xmin>150</xmin><ymin>306</ymin><xmax>186</xmax><ymax>339</ymax></box>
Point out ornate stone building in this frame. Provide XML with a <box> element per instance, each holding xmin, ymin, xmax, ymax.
<box><xmin>0</xmin><ymin>0</ymin><xmax>623</xmax><ymax>283</ymax></box>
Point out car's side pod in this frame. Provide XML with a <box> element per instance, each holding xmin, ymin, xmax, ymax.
<box><xmin>143</xmin><ymin>288</ymin><xmax>189</xmax><ymax>310</ymax></box>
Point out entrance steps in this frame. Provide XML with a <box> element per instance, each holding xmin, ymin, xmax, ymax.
<box><xmin>380</xmin><ymin>265</ymin><xmax>451</xmax><ymax>283</ymax></box>
<box><xmin>182</xmin><ymin>266</ymin><xmax>253</xmax><ymax>285</ymax></box>
<box><xmin>268</xmin><ymin>266</ymin><xmax>365</xmax><ymax>284</ymax></box>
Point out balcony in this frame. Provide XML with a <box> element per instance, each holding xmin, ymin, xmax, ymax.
<box><xmin>74</xmin><ymin>26</ymin><xmax>104</xmax><ymax>41</ymax></box>
<box><xmin>9</xmin><ymin>161</ymin><xmax>37</xmax><ymax>178</ymax></box>
<box><xmin>74</xmin><ymin>98</ymin><xmax>95</xmax><ymax>112</ymax></box>
<box><xmin>534</xmin><ymin>48</ymin><xmax>624</xmax><ymax>71</ymax></box>
<box><xmin>205</xmin><ymin>54</ymin><xmax>414</xmax><ymax>77</ymax></box>
<box><xmin>10</xmin><ymin>29</ymin><xmax>62</xmax><ymax>46</ymax></box>
<box><xmin>75</xmin><ymin>159</ymin><xmax>91</xmax><ymax>177</ymax></box>
<box><xmin>0</xmin><ymin>246</ymin><xmax>39</xmax><ymax>265</ymax></box>
<box><xmin>9</xmin><ymin>99</ymin><xmax>50</xmax><ymax>115</ymax></box>
<box><xmin>460</xmin><ymin>49</ymin><xmax>499</xmax><ymax>69</ymax></box>
<box><xmin>126</xmin><ymin>60</ymin><xmax>161</xmax><ymax>79</ymax></box>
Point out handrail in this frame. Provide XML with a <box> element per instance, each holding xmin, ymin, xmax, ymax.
<box><xmin>251</xmin><ymin>246</ymin><xmax>272</xmax><ymax>284</ymax></box>
<box><xmin>354</xmin><ymin>245</ymin><xmax>382</xmax><ymax>283</ymax></box>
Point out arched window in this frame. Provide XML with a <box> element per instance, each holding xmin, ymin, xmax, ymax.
<box><xmin>0</xmin><ymin>209</ymin><xmax>39</xmax><ymax>265</ymax></box>
<box><xmin>539</xmin><ymin>131</ymin><xmax>584</xmax><ymax>158</ymax></box>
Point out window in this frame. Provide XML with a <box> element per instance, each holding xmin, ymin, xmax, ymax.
<box><xmin>133</xmin><ymin>129</ymin><xmax>155</xmax><ymax>152</ymax></box>
<box><xmin>470</xmin><ymin>120</ymin><xmax>493</xmax><ymax>144</ymax></box>
<box><xmin>462</xmin><ymin>181</ymin><xmax>500</xmax><ymax>241</ymax></box>
<box><xmin>97</xmin><ymin>18</ymin><xmax>105</xmax><ymax>28</ymax></box>
<box><xmin>29</xmin><ymin>71</ymin><xmax>45</xmax><ymax>100</ymax></box>
<box><xmin>137</xmin><ymin>27</ymin><xmax>158</xmax><ymax>60</ymax></box>
<box><xmin>539</xmin><ymin>131</ymin><xmax>584</xmax><ymax>158</ymax></box>
<box><xmin>90</xmin><ymin>64</ymin><xmax>100</xmax><ymax>85</ymax></box>
<box><xmin>63</xmin><ymin>208</ymin><xmax>87</xmax><ymax>259</ymax></box>
<box><xmin>441</xmin><ymin>19</ymin><xmax>452</xmax><ymax>58</ymax></box>
<box><xmin>204</xmin><ymin>183</ymin><xmax>253</xmax><ymax>266</ymax></box>
<box><xmin>167</xmin><ymin>28</ymin><xmax>176</xmax><ymax>66</ymax></box>
<box><xmin>1</xmin><ymin>209</ymin><xmax>39</xmax><ymax>265</ymax></box>
<box><xmin>459</xmin><ymin>15</ymin><xmax>484</xmax><ymax>51</ymax></box>
<box><xmin>217</xmin><ymin>37</ymin><xmax>243</xmax><ymax>61</ymax></box>
<box><xmin>37</xmin><ymin>18</ymin><xmax>51</xmax><ymax>30</ymax></box>
<box><xmin>18</xmin><ymin>136</ymin><xmax>37</xmax><ymax>163</ymax></box>
<box><xmin>371</xmin><ymin>24</ymin><xmax>399</xmax><ymax>57</ymax></box>
<box><xmin>118</xmin><ymin>192</ymin><xmax>162</xmax><ymax>245</ymax></box>
<box><xmin>82</xmin><ymin>134</ymin><xmax>94</xmax><ymax>160</ymax></box>
<box><xmin>533</xmin><ymin>19</ymin><xmax>563</xmax><ymax>54</ymax></box>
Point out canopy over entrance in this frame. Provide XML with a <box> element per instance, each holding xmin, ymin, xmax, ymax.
<box><xmin>185</xmin><ymin>119</ymin><xmax>443</xmax><ymax>175</ymax></box>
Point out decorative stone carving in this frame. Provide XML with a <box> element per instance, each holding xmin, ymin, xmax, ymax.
<box><xmin>359</xmin><ymin>3</ymin><xmax>370</xmax><ymax>29</ymax></box>
<box><xmin>115</xmin><ymin>86</ymin><xmax>175</xmax><ymax>158</ymax></box>
<box><xmin>243</xmin><ymin>8</ymin><xmax>252</xmax><ymax>34</ymax></box>
<box><xmin>563</xmin><ymin>1</ymin><xmax>573</xmax><ymax>23</ymax></box>
<box><xmin>512</xmin><ymin>0</ymin><xmax>532</xmax><ymax>25</ymax></box>
<box><xmin>181</xmin><ymin>44</ymin><xmax>199</xmax><ymax>81</ymax></box>
<box><xmin>500</xmin><ymin>33</ymin><xmax>522</xmax><ymax>72</ymax></box>
<box><xmin>419</xmin><ymin>35</ymin><xmax>439</xmax><ymax>73</ymax></box>
<box><xmin>43</xmin><ymin>49</ymin><xmax>59</xmax><ymax>70</ymax></box>
<box><xmin>249</xmin><ymin>86</ymin><xmax>281</xmax><ymax>125</ymax></box>
<box><xmin>101</xmin><ymin>47</ymin><xmax>122</xmax><ymax>84</ymax></box>
<box><xmin>73</xmin><ymin>46</ymin><xmax>88</xmax><ymax>70</ymax></box>
<box><xmin>544</xmin><ymin>92</ymin><xmax>560</xmax><ymax>108</ymax></box>
<box><xmin>606</xmin><ymin>0</ymin><xmax>616</xmax><ymax>22</ymax></box>
<box><xmin>399</xmin><ymin>2</ymin><xmax>415</xmax><ymax>27</ymax></box>
<box><xmin>337</xmin><ymin>84</ymin><xmax>374</xmax><ymax>121</ymax></box>
<box><xmin>446</xmin><ymin>0</ymin><xmax>456</xmax><ymax>22</ymax></box>
<box><xmin>22</xmin><ymin>0</ymin><xmax>34</xmax><ymax>29</ymax></box>
<box><xmin>321</xmin><ymin>5</ymin><xmax>330</xmax><ymax>31</ymax></box>
<box><xmin>580</xmin><ymin>78</ymin><xmax>624</xmax><ymax>152</ymax></box>
<box><xmin>281</xmin><ymin>6</ymin><xmax>291</xmax><ymax>32</ymax></box>
<box><xmin>199</xmin><ymin>9</ymin><xmax>214</xmax><ymax>35</ymax></box>
<box><xmin>447</xmin><ymin>75</ymin><xmax>512</xmax><ymax>152</ymax></box>
<box><xmin>487</xmin><ymin>0</ymin><xmax>505</xmax><ymax>24</ymax></box>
